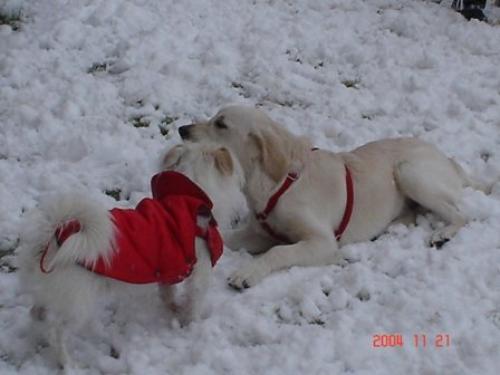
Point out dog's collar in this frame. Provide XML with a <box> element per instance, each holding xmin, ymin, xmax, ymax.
<box><xmin>255</xmin><ymin>162</ymin><xmax>354</xmax><ymax>243</ymax></box>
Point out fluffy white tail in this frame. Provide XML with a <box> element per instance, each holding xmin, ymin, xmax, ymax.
<box><xmin>19</xmin><ymin>193</ymin><xmax>115</xmax><ymax>273</ymax></box>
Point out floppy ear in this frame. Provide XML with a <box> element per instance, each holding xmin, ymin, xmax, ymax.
<box><xmin>162</xmin><ymin>144</ymin><xmax>184</xmax><ymax>170</ymax></box>
<box><xmin>213</xmin><ymin>147</ymin><xmax>234</xmax><ymax>176</ymax></box>
<box><xmin>249</xmin><ymin>129</ymin><xmax>288</xmax><ymax>182</ymax></box>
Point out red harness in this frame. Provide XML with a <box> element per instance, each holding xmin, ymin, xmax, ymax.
<box><xmin>255</xmin><ymin>165</ymin><xmax>354</xmax><ymax>243</ymax></box>
<box><xmin>40</xmin><ymin>219</ymin><xmax>82</xmax><ymax>274</ymax></box>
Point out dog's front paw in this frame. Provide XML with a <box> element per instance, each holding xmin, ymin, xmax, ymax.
<box><xmin>429</xmin><ymin>223</ymin><xmax>463</xmax><ymax>249</ymax></box>
<box><xmin>177</xmin><ymin>311</ymin><xmax>198</xmax><ymax>327</ymax></box>
<box><xmin>332</xmin><ymin>251</ymin><xmax>348</xmax><ymax>267</ymax></box>
<box><xmin>228</xmin><ymin>260</ymin><xmax>269</xmax><ymax>290</ymax></box>
<box><xmin>429</xmin><ymin>230</ymin><xmax>452</xmax><ymax>249</ymax></box>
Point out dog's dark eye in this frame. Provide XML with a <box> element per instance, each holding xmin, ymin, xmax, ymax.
<box><xmin>214</xmin><ymin>117</ymin><xmax>228</xmax><ymax>129</ymax></box>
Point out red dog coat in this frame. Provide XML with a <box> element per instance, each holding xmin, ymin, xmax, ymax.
<box><xmin>44</xmin><ymin>171</ymin><xmax>224</xmax><ymax>285</ymax></box>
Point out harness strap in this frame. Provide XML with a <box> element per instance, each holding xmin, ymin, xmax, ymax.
<box><xmin>40</xmin><ymin>219</ymin><xmax>81</xmax><ymax>274</ymax></box>
<box><xmin>195</xmin><ymin>225</ymin><xmax>209</xmax><ymax>239</ymax></box>
<box><xmin>256</xmin><ymin>164</ymin><xmax>354</xmax><ymax>243</ymax></box>
<box><xmin>255</xmin><ymin>172</ymin><xmax>298</xmax><ymax>222</ymax></box>
<box><xmin>195</xmin><ymin>205</ymin><xmax>219</xmax><ymax>239</ymax></box>
<box><xmin>334</xmin><ymin>166</ymin><xmax>354</xmax><ymax>241</ymax></box>
<box><xmin>194</xmin><ymin>213</ymin><xmax>224</xmax><ymax>267</ymax></box>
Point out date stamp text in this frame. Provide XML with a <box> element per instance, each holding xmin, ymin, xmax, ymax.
<box><xmin>372</xmin><ymin>334</ymin><xmax>451</xmax><ymax>348</ymax></box>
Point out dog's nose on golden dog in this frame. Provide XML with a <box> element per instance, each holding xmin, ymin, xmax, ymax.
<box><xmin>178</xmin><ymin>124</ymin><xmax>193</xmax><ymax>140</ymax></box>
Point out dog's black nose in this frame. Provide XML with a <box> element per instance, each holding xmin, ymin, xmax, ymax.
<box><xmin>178</xmin><ymin>125</ymin><xmax>192</xmax><ymax>140</ymax></box>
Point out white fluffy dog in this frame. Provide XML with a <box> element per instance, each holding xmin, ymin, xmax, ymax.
<box><xmin>179</xmin><ymin>105</ymin><xmax>486</xmax><ymax>290</ymax></box>
<box><xmin>17</xmin><ymin>142</ymin><xmax>245</xmax><ymax>368</ymax></box>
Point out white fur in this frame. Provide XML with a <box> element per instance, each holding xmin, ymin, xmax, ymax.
<box><xmin>18</xmin><ymin>143</ymin><xmax>245</xmax><ymax>368</ymax></box>
<box><xmin>19</xmin><ymin>193</ymin><xmax>115</xmax><ymax>273</ymax></box>
<box><xmin>179</xmin><ymin>105</ymin><xmax>484</xmax><ymax>290</ymax></box>
<box><xmin>161</xmin><ymin>142</ymin><xmax>247</xmax><ymax>229</ymax></box>
<box><xmin>17</xmin><ymin>194</ymin><xmax>119</xmax><ymax>368</ymax></box>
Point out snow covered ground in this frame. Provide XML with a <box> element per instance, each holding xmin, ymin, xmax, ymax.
<box><xmin>1</xmin><ymin>0</ymin><xmax>500</xmax><ymax>373</ymax></box>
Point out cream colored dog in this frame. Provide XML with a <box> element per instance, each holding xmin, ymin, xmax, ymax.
<box><xmin>179</xmin><ymin>105</ymin><xmax>484</xmax><ymax>290</ymax></box>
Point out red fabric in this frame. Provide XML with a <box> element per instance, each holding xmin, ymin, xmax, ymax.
<box><xmin>255</xmin><ymin>172</ymin><xmax>298</xmax><ymax>243</ymax></box>
<box><xmin>40</xmin><ymin>219</ymin><xmax>82</xmax><ymax>274</ymax></box>
<box><xmin>256</xmin><ymin>172</ymin><xmax>298</xmax><ymax>221</ymax></box>
<box><xmin>87</xmin><ymin>171</ymin><xmax>223</xmax><ymax>284</ymax></box>
<box><xmin>333</xmin><ymin>166</ymin><xmax>354</xmax><ymax>241</ymax></box>
<box><xmin>256</xmin><ymin>165</ymin><xmax>354</xmax><ymax>243</ymax></box>
<box><xmin>55</xmin><ymin>220</ymin><xmax>81</xmax><ymax>246</ymax></box>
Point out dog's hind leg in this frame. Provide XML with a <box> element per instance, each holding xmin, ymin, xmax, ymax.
<box><xmin>395</xmin><ymin>159</ymin><xmax>468</xmax><ymax>248</ymax></box>
<box><xmin>158</xmin><ymin>284</ymin><xmax>177</xmax><ymax>310</ymax></box>
<box><xmin>51</xmin><ymin>324</ymin><xmax>73</xmax><ymax>370</ymax></box>
<box><xmin>30</xmin><ymin>305</ymin><xmax>47</xmax><ymax>322</ymax></box>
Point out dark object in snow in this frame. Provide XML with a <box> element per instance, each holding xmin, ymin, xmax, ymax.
<box><xmin>459</xmin><ymin>7</ymin><xmax>487</xmax><ymax>20</ymax></box>
<box><xmin>0</xmin><ymin>10</ymin><xmax>22</xmax><ymax>31</ymax></box>
<box><xmin>452</xmin><ymin>0</ymin><xmax>487</xmax><ymax>21</ymax></box>
<box><xmin>430</xmin><ymin>237</ymin><xmax>449</xmax><ymax>249</ymax></box>
<box><xmin>109</xmin><ymin>346</ymin><xmax>120</xmax><ymax>359</ymax></box>
<box><xmin>0</xmin><ymin>238</ymin><xmax>18</xmax><ymax>272</ymax></box>
<box><xmin>356</xmin><ymin>289</ymin><xmax>371</xmax><ymax>302</ymax></box>
<box><xmin>130</xmin><ymin>116</ymin><xmax>150</xmax><ymax>128</ymax></box>
<box><xmin>0</xmin><ymin>258</ymin><xmax>17</xmax><ymax>273</ymax></box>
<box><xmin>87</xmin><ymin>62</ymin><xmax>108</xmax><ymax>74</ymax></box>
<box><xmin>105</xmin><ymin>188</ymin><xmax>121</xmax><ymax>201</ymax></box>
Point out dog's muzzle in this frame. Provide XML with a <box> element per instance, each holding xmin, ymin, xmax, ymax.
<box><xmin>178</xmin><ymin>124</ymin><xmax>194</xmax><ymax>140</ymax></box>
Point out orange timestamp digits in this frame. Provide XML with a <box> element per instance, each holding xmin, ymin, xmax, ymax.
<box><xmin>372</xmin><ymin>333</ymin><xmax>404</xmax><ymax>348</ymax></box>
<box><xmin>372</xmin><ymin>333</ymin><xmax>451</xmax><ymax>348</ymax></box>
